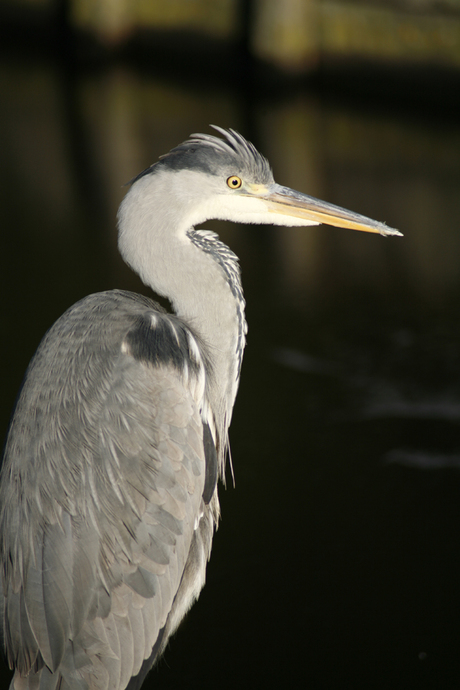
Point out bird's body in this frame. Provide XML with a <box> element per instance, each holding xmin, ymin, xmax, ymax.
<box><xmin>0</xmin><ymin>128</ymin><xmax>401</xmax><ymax>689</ymax></box>
<box><xmin>1</xmin><ymin>290</ymin><xmax>221</xmax><ymax>689</ymax></box>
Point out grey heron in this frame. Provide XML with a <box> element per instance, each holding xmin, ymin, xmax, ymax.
<box><xmin>0</xmin><ymin>126</ymin><xmax>401</xmax><ymax>690</ymax></box>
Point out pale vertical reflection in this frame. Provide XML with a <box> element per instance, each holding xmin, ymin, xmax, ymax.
<box><xmin>70</xmin><ymin>0</ymin><xmax>134</xmax><ymax>42</ymax></box>
<box><xmin>252</xmin><ymin>0</ymin><xmax>320</xmax><ymax>71</ymax></box>
<box><xmin>258</xmin><ymin>99</ymin><xmax>326</xmax><ymax>297</ymax></box>
<box><xmin>78</xmin><ymin>69</ymin><xmax>146</xmax><ymax>217</ymax></box>
<box><xmin>321</xmin><ymin>109</ymin><xmax>460</xmax><ymax>300</ymax></box>
<box><xmin>257</xmin><ymin>98</ymin><xmax>460</xmax><ymax>304</ymax></box>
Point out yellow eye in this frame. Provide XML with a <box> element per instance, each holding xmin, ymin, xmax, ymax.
<box><xmin>227</xmin><ymin>176</ymin><xmax>242</xmax><ymax>189</ymax></box>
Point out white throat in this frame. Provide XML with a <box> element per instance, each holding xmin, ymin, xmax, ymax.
<box><xmin>118</xmin><ymin>170</ymin><xmax>246</xmax><ymax>425</ymax></box>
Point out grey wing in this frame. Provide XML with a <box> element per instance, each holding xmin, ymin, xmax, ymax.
<box><xmin>0</xmin><ymin>293</ymin><xmax>218</xmax><ymax>690</ymax></box>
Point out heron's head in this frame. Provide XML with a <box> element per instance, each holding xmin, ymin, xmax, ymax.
<box><xmin>121</xmin><ymin>126</ymin><xmax>402</xmax><ymax>238</ymax></box>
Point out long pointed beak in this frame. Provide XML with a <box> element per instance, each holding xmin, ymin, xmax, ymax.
<box><xmin>258</xmin><ymin>184</ymin><xmax>402</xmax><ymax>237</ymax></box>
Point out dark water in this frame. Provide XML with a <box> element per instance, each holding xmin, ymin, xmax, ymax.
<box><xmin>1</xmin><ymin>45</ymin><xmax>460</xmax><ymax>689</ymax></box>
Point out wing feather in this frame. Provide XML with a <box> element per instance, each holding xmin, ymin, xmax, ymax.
<box><xmin>103</xmin><ymin>613</ymin><xmax>122</xmax><ymax>689</ymax></box>
<box><xmin>4</xmin><ymin>588</ymin><xmax>39</xmax><ymax>675</ymax></box>
<box><xmin>111</xmin><ymin>610</ymin><xmax>134</xmax><ymax>690</ymax></box>
<box><xmin>127</xmin><ymin>603</ymin><xmax>145</xmax><ymax>677</ymax></box>
<box><xmin>22</xmin><ymin>538</ymin><xmax>56</xmax><ymax>671</ymax></box>
<box><xmin>1</xmin><ymin>292</ymin><xmax>216</xmax><ymax>689</ymax></box>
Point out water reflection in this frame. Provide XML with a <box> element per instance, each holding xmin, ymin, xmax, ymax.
<box><xmin>385</xmin><ymin>449</ymin><xmax>460</xmax><ymax>470</ymax></box>
<box><xmin>1</xmin><ymin>47</ymin><xmax>460</xmax><ymax>689</ymax></box>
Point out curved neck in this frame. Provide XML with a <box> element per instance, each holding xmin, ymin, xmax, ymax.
<box><xmin>166</xmin><ymin>235</ymin><xmax>244</xmax><ymax>416</ymax></box>
<box><xmin>118</xmin><ymin>177</ymin><xmax>246</xmax><ymax>430</ymax></box>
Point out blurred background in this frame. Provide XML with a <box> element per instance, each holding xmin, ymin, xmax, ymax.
<box><xmin>1</xmin><ymin>0</ymin><xmax>460</xmax><ymax>688</ymax></box>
